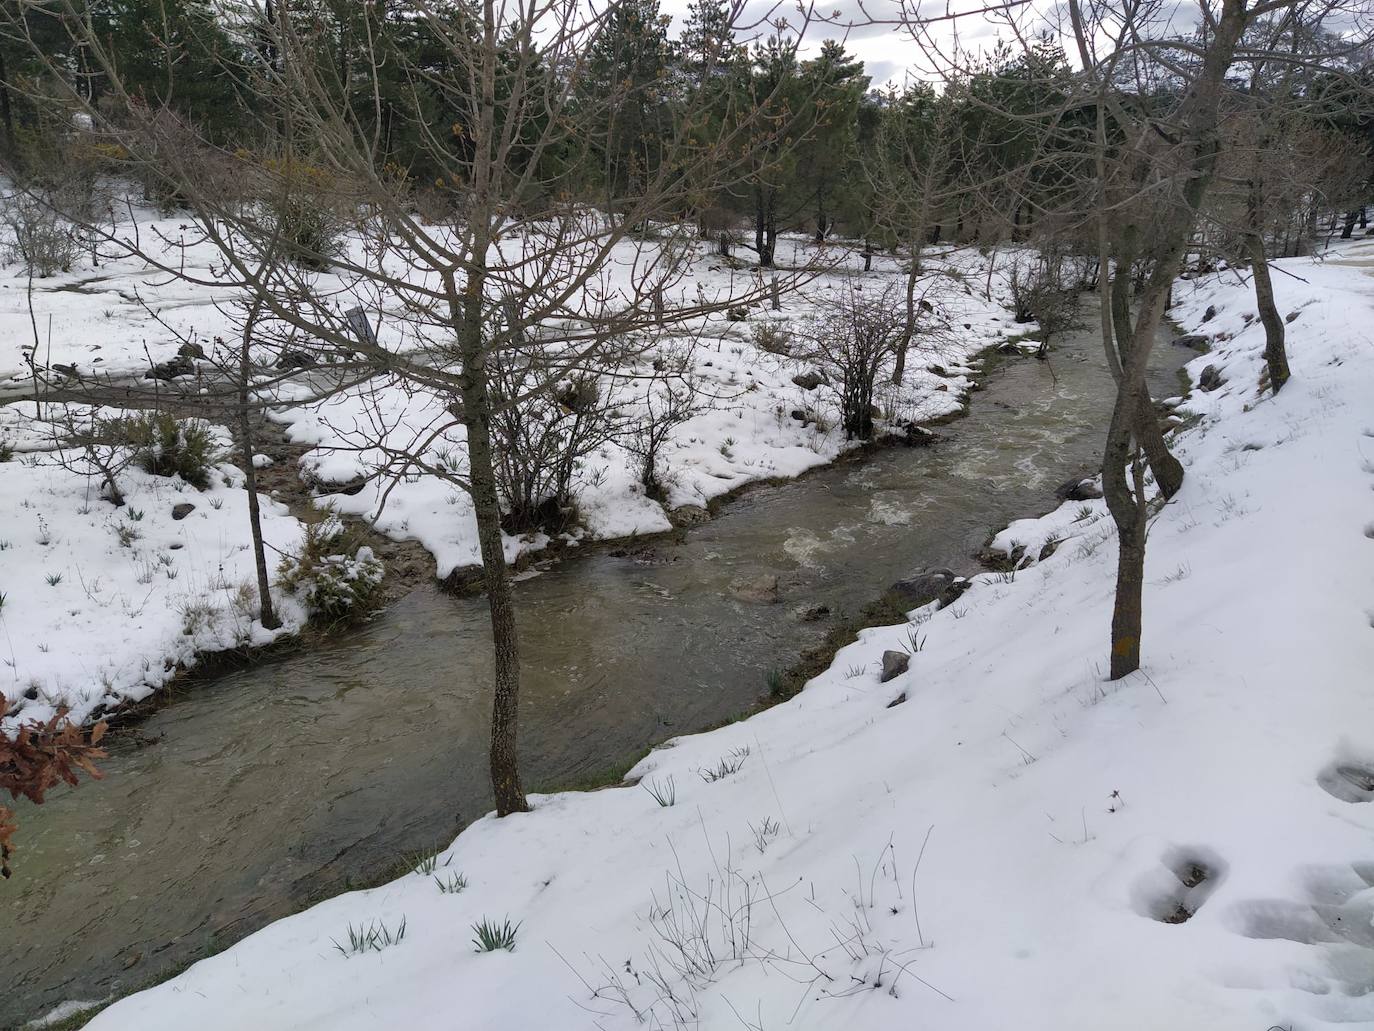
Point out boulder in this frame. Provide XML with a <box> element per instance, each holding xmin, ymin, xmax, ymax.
<box><xmin>730</xmin><ymin>574</ymin><xmax>780</xmax><ymax>604</ymax></box>
<box><xmin>1199</xmin><ymin>364</ymin><xmax>1225</xmax><ymax>392</ymax></box>
<box><xmin>171</xmin><ymin>502</ymin><xmax>196</xmax><ymax>520</ymax></box>
<box><xmin>1054</xmin><ymin>475</ymin><xmax>1103</xmax><ymax>501</ymax></box>
<box><xmin>887</xmin><ymin>568</ymin><xmax>968</xmax><ymax>610</ymax></box>
<box><xmin>880</xmin><ymin>650</ymin><xmax>909</xmax><ymax>683</ymax></box>
<box><xmin>145</xmin><ymin>355</ymin><xmax>195</xmax><ymax>381</ymax></box>
<box><xmin>1171</xmin><ymin>334</ymin><xmax>1209</xmax><ymax>351</ymax></box>
<box><xmin>276</xmin><ymin>349</ymin><xmax>317</xmax><ymax>370</ymax></box>
<box><xmin>669</xmin><ymin>504</ymin><xmax>711</xmax><ymax>528</ymax></box>
<box><xmin>792</xmin><ymin>371</ymin><xmax>825</xmax><ymax>390</ymax></box>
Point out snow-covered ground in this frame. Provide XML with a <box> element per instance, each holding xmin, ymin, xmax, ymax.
<box><xmin>0</xmin><ymin>403</ymin><xmax>307</xmax><ymax>732</ymax></box>
<box><xmin>270</xmin><ymin>241</ymin><xmax>1005</xmax><ymax>579</ymax></box>
<box><xmin>69</xmin><ymin>242</ymin><xmax>1374</xmax><ymax>1028</ymax></box>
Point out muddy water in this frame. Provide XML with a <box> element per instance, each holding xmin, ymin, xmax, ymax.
<box><xmin>0</xmin><ymin>321</ymin><xmax>1186</xmax><ymax>1027</ymax></box>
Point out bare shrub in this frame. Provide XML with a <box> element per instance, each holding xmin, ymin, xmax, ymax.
<box><xmin>796</xmin><ymin>284</ymin><xmax>905</xmax><ymax>440</ymax></box>
<box><xmin>1</xmin><ymin>190</ymin><xmax>80</xmax><ymax>277</ymax></box>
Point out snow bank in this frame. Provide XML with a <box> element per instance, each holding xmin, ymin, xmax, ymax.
<box><xmin>0</xmin><ymin>410</ymin><xmax>307</xmax><ymax>732</ymax></box>
<box><xmin>79</xmin><ymin>239</ymin><xmax>1374</xmax><ymax>1030</ymax></box>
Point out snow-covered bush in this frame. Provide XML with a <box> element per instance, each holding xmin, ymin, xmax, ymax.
<box><xmin>277</xmin><ymin>519</ymin><xmax>384</xmax><ymax>624</ymax></box>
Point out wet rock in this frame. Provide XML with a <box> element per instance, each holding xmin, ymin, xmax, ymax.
<box><xmin>1172</xmin><ymin>334</ymin><xmax>1209</xmax><ymax>351</ymax></box>
<box><xmin>880</xmin><ymin>650</ymin><xmax>909</xmax><ymax>683</ymax></box>
<box><xmin>887</xmin><ymin>568</ymin><xmax>968</xmax><ymax>610</ymax></box>
<box><xmin>171</xmin><ymin>502</ymin><xmax>196</xmax><ymax>520</ymax></box>
<box><xmin>792</xmin><ymin>371</ymin><xmax>824</xmax><ymax>390</ymax></box>
<box><xmin>669</xmin><ymin>504</ymin><xmax>710</xmax><ymax>528</ymax></box>
<box><xmin>978</xmin><ymin>542</ymin><xmax>1025</xmax><ymax>572</ymax></box>
<box><xmin>884</xmin><ymin>421</ymin><xmax>937</xmax><ymax>447</ymax></box>
<box><xmin>276</xmin><ymin>349</ymin><xmax>317</xmax><ymax>370</ymax></box>
<box><xmin>730</xmin><ymin>574</ymin><xmax>780</xmax><ymax>604</ymax></box>
<box><xmin>1199</xmin><ymin>364</ymin><xmax>1225</xmax><ymax>392</ymax></box>
<box><xmin>791</xmin><ymin>603</ymin><xmax>830</xmax><ymax>622</ymax></box>
<box><xmin>1055</xmin><ymin>475</ymin><xmax>1103</xmax><ymax>501</ymax></box>
<box><xmin>177</xmin><ymin>341</ymin><xmax>206</xmax><ymax>360</ymax></box>
<box><xmin>145</xmin><ymin>355</ymin><xmax>195</xmax><ymax>380</ymax></box>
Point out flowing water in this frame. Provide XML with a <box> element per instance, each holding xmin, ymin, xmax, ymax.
<box><xmin>0</xmin><ymin>319</ymin><xmax>1186</xmax><ymax>1027</ymax></box>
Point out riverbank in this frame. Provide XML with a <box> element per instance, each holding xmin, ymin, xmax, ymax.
<box><xmin>70</xmin><ymin>241</ymin><xmax>1374</xmax><ymax>1031</ymax></box>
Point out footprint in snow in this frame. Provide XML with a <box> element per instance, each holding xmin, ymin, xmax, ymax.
<box><xmin>1222</xmin><ymin>863</ymin><xmax>1374</xmax><ymax>1022</ymax></box>
<box><xmin>1317</xmin><ymin>761</ymin><xmax>1374</xmax><ymax>804</ymax></box>
<box><xmin>1130</xmin><ymin>845</ymin><xmax>1226</xmax><ymax>925</ymax></box>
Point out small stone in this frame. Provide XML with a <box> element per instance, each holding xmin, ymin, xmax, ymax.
<box><xmin>888</xmin><ymin>568</ymin><xmax>967</xmax><ymax>610</ymax></box>
<box><xmin>885</xmin><ymin>692</ymin><xmax>907</xmax><ymax>708</ymax></box>
<box><xmin>145</xmin><ymin>355</ymin><xmax>195</xmax><ymax>380</ymax></box>
<box><xmin>171</xmin><ymin>502</ymin><xmax>196</xmax><ymax>520</ymax></box>
<box><xmin>1284</xmin><ymin>311</ymin><xmax>1299</xmax><ymax>324</ymax></box>
<box><xmin>275</xmin><ymin>349</ymin><xmax>317</xmax><ymax>370</ymax></box>
<box><xmin>726</xmin><ymin>305</ymin><xmax>749</xmax><ymax>322</ymax></box>
<box><xmin>792</xmin><ymin>371</ymin><xmax>824</xmax><ymax>390</ymax></box>
<box><xmin>1201</xmin><ymin>305</ymin><xmax>1217</xmax><ymax>322</ymax></box>
<box><xmin>177</xmin><ymin>341</ymin><xmax>206</xmax><ymax>360</ymax></box>
<box><xmin>880</xmin><ymin>650</ymin><xmax>909</xmax><ymax>683</ymax></box>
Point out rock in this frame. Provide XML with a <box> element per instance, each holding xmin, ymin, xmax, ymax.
<box><xmin>668</xmin><ymin>504</ymin><xmax>710</xmax><ymax>528</ymax></box>
<box><xmin>791</xmin><ymin>603</ymin><xmax>830</xmax><ymax>622</ymax></box>
<box><xmin>792</xmin><ymin>371</ymin><xmax>824</xmax><ymax>390</ymax></box>
<box><xmin>885</xmin><ymin>421</ymin><xmax>937</xmax><ymax>447</ymax></box>
<box><xmin>1171</xmin><ymin>334</ymin><xmax>1209</xmax><ymax>351</ymax></box>
<box><xmin>1038</xmin><ymin>538</ymin><xmax>1061</xmax><ymax>562</ymax></box>
<box><xmin>887</xmin><ymin>568</ymin><xmax>968</xmax><ymax>610</ymax></box>
<box><xmin>726</xmin><ymin>305</ymin><xmax>749</xmax><ymax>322</ymax></box>
<box><xmin>171</xmin><ymin>502</ymin><xmax>196</xmax><ymax>520</ymax></box>
<box><xmin>145</xmin><ymin>355</ymin><xmax>195</xmax><ymax>380</ymax></box>
<box><xmin>177</xmin><ymin>341</ymin><xmax>206</xmax><ymax>360</ymax></box>
<box><xmin>1201</xmin><ymin>305</ymin><xmax>1217</xmax><ymax>322</ymax></box>
<box><xmin>996</xmin><ymin>341</ymin><xmax>1020</xmax><ymax>354</ymax></box>
<box><xmin>729</xmin><ymin>574</ymin><xmax>780</xmax><ymax>604</ymax></box>
<box><xmin>51</xmin><ymin>363</ymin><xmax>81</xmax><ymax>380</ymax></box>
<box><xmin>885</xmin><ymin>691</ymin><xmax>907</xmax><ymax>708</ymax></box>
<box><xmin>1284</xmin><ymin>310</ymin><xmax>1300</xmax><ymax>324</ymax></box>
<box><xmin>926</xmin><ymin>364</ymin><xmax>948</xmax><ymax>377</ymax></box>
<box><xmin>1199</xmin><ymin>364</ymin><xmax>1225</xmax><ymax>392</ymax></box>
<box><xmin>880</xmin><ymin>650</ymin><xmax>909</xmax><ymax>683</ymax></box>
<box><xmin>1054</xmin><ymin>475</ymin><xmax>1103</xmax><ymax>501</ymax></box>
<box><xmin>790</xmin><ymin>408</ymin><xmax>809</xmax><ymax>423</ymax></box>
<box><xmin>276</xmin><ymin>349</ymin><xmax>317</xmax><ymax>370</ymax></box>
<box><xmin>251</xmin><ymin>453</ymin><xmax>274</xmax><ymax>468</ymax></box>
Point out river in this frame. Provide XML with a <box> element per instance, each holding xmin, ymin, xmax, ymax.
<box><xmin>0</xmin><ymin>317</ymin><xmax>1186</xmax><ymax>1027</ymax></box>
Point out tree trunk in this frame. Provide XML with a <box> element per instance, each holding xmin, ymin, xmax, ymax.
<box><xmin>460</xmin><ymin>303</ymin><xmax>530</xmax><ymax>817</ymax></box>
<box><xmin>1341</xmin><ymin>209</ymin><xmax>1358</xmax><ymax>239</ymax></box>
<box><xmin>1245</xmin><ymin>226</ymin><xmax>1289</xmax><ymax>392</ymax></box>
<box><xmin>1108</xmin><ymin>468</ymin><xmax>1147</xmax><ymax>679</ymax></box>
<box><xmin>239</xmin><ymin>309</ymin><xmax>280</xmax><ymax>630</ymax></box>
<box><xmin>0</xmin><ymin>48</ymin><xmax>15</xmax><ymax>158</ymax></box>
<box><xmin>891</xmin><ymin>246</ymin><xmax>923</xmax><ymax>385</ymax></box>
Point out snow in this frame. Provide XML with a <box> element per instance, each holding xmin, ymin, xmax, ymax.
<box><xmin>266</xmin><ymin>240</ymin><xmax>1003</xmax><ymax>579</ymax></box>
<box><xmin>75</xmin><ymin>240</ymin><xmax>1374</xmax><ymax>1029</ymax></box>
<box><xmin>0</xmin><ymin>405</ymin><xmax>307</xmax><ymax>732</ymax></box>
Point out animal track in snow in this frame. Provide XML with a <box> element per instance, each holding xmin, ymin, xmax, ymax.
<box><xmin>1131</xmin><ymin>846</ymin><xmax>1226</xmax><ymax>924</ymax></box>
<box><xmin>1223</xmin><ymin>863</ymin><xmax>1374</xmax><ymax>1020</ymax></box>
<box><xmin>1318</xmin><ymin>761</ymin><xmax>1374</xmax><ymax>804</ymax></box>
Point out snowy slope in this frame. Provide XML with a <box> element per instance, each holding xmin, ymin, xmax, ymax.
<box><xmin>72</xmin><ymin>242</ymin><xmax>1374</xmax><ymax>1030</ymax></box>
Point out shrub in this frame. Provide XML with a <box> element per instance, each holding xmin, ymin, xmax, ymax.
<box><xmin>750</xmin><ymin>320</ymin><xmax>792</xmax><ymax>356</ymax></box>
<box><xmin>259</xmin><ymin>158</ymin><xmax>347</xmax><ymax>269</ymax></box>
<box><xmin>277</xmin><ymin>519</ymin><xmax>384</xmax><ymax>624</ymax></box>
<box><xmin>110</xmin><ymin>411</ymin><xmax>220</xmax><ymax>489</ymax></box>
<box><xmin>1</xmin><ymin>190</ymin><xmax>80</xmax><ymax>278</ymax></box>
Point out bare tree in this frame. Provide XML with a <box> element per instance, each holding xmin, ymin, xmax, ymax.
<box><xmin>5</xmin><ymin>0</ymin><xmax>837</xmax><ymax>815</ymax></box>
